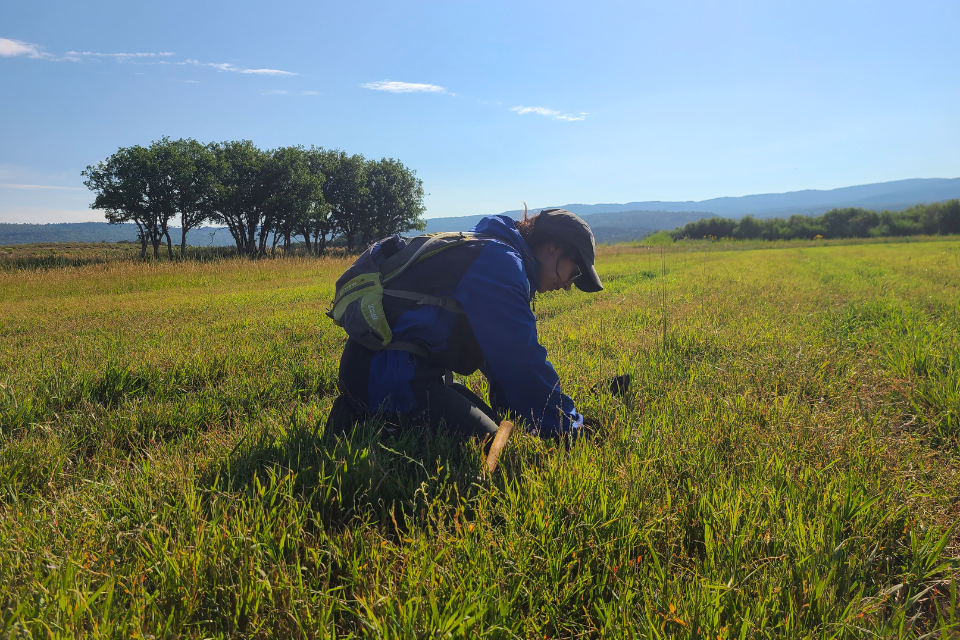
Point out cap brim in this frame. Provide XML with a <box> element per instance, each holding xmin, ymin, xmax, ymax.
<box><xmin>574</xmin><ymin>258</ymin><xmax>603</xmax><ymax>293</ymax></box>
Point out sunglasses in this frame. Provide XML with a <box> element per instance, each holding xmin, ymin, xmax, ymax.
<box><xmin>556</xmin><ymin>258</ymin><xmax>582</xmax><ymax>283</ymax></box>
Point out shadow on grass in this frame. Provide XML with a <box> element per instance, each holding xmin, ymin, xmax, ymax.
<box><xmin>202</xmin><ymin>417</ymin><xmax>491</xmax><ymax>535</ymax></box>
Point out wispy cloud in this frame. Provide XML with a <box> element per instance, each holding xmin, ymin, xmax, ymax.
<box><xmin>511</xmin><ymin>106</ymin><xmax>561</xmax><ymax>117</ymax></box>
<box><xmin>0</xmin><ymin>38</ymin><xmax>52</xmax><ymax>59</ymax></box>
<box><xmin>244</xmin><ymin>68</ymin><xmax>296</xmax><ymax>76</ymax></box>
<box><xmin>66</xmin><ymin>50</ymin><xmax>175</xmax><ymax>59</ymax></box>
<box><xmin>2</xmin><ymin>39</ymin><xmax>298</xmax><ymax>76</ymax></box>
<box><xmin>361</xmin><ymin>80</ymin><xmax>446</xmax><ymax>94</ymax></box>
<box><xmin>0</xmin><ymin>183</ymin><xmax>85</xmax><ymax>190</ymax></box>
<box><xmin>510</xmin><ymin>105</ymin><xmax>587</xmax><ymax>122</ymax></box>
<box><xmin>183</xmin><ymin>59</ymin><xmax>297</xmax><ymax>75</ymax></box>
<box><xmin>360</xmin><ymin>81</ymin><xmax>584</xmax><ymax>122</ymax></box>
<box><xmin>554</xmin><ymin>113</ymin><xmax>588</xmax><ymax>122</ymax></box>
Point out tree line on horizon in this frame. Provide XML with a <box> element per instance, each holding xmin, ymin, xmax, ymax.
<box><xmin>672</xmin><ymin>200</ymin><xmax>960</xmax><ymax>241</ymax></box>
<box><xmin>82</xmin><ymin>138</ymin><xmax>426</xmax><ymax>259</ymax></box>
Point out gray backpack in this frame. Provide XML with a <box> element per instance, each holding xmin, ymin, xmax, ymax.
<box><xmin>327</xmin><ymin>232</ymin><xmax>485</xmax><ymax>358</ymax></box>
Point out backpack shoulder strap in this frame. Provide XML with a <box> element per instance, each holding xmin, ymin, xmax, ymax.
<box><xmin>381</xmin><ymin>232</ymin><xmax>481</xmax><ymax>284</ymax></box>
<box><xmin>383</xmin><ymin>341</ymin><xmax>432</xmax><ymax>359</ymax></box>
<box><xmin>328</xmin><ymin>231</ymin><xmax>490</xmax><ymax>352</ymax></box>
<box><xmin>382</xmin><ymin>289</ymin><xmax>465</xmax><ymax>313</ymax></box>
<box><xmin>376</xmin><ymin>231</ymin><xmax>487</xmax><ymax>314</ymax></box>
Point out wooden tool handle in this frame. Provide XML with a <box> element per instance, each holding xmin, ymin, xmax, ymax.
<box><xmin>485</xmin><ymin>420</ymin><xmax>514</xmax><ymax>474</ymax></box>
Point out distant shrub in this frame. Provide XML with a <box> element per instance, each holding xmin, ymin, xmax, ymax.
<box><xmin>641</xmin><ymin>230</ymin><xmax>675</xmax><ymax>246</ymax></box>
<box><xmin>673</xmin><ymin>199</ymin><xmax>960</xmax><ymax>241</ymax></box>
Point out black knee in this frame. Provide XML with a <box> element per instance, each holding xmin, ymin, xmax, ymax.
<box><xmin>325</xmin><ymin>395</ymin><xmax>365</xmax><ymax>441</ymax></box>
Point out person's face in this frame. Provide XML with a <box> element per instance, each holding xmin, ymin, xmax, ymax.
<box><xmin>535</xmin><ymin>243</ymin><xmax>582</xmax><ymax>293</ymax></box>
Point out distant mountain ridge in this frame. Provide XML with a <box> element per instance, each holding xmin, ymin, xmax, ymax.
<box><xmin>4</xmin><ymin>178</ymin><xmax>958</xmax><ymax>246</ymax></box>
<box><xmin>425</xmin><ymin>178</ymin><xmax>960</xmax><ymax>240</ymax></box>
<box><xmin>423</xmin><ymin>210</ymin><xmax>714</xmax><ymax>244</ymax></box>
<box><xmin>499</xmin><ymin>178</ymin><xmax>960</xmax><ymax>217</ymax></box>
<box><xmin>0</xmin><ymin>223</ymin><xmax>235</xmax><ymax>246</ymax></box>
<box><xmin>578</xmin><ymin>210</ymin><xmax>714</xmax><ymax>243</ymax></box>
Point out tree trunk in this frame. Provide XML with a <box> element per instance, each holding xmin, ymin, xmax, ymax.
<box><xmin>246</xmin><ymin>219</ymin><xmax>257</xmax><ymax>256</ymax></box>
<box><xmin>150</xmin><ymin>225</ymin><xmax>161</xmax><ymax>258</ymax></box>
<box><xmin>220</xmin><ymin>217</ymin><xmax>245</xmax><ymax>254</ymax></box>
<box><xmin>259</xmin><ymin>229</ymin><xmax>269</xmax><ymax>256</ymax></box>
<box><xmin>180</xmin><ymin>226</ymin><xmax>188</xmax><ymax>258</ymax></box>
<box><xmin>302</xmin><ymin>232</ymin><xmax>312</xmax><ymax>254</ymax></box>
<box><xmin>230</xmin><ymin>226</ymin><xmax>244</xmax><ymax>254</ymax></box>
<box><xmin>136</xmin><ymin>223</ymin><xmax>147</xmax><ymax>259</ymax></box>
<box><xmin>164</xmin><ymin>228</ymin><xmax>174</xmax><ymax>259</ymax></box>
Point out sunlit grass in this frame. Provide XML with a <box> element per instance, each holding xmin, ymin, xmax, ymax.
<box><xmin>1</xmin><ymin>238</ymin><xmax>958</xmax><ymax>637</ymax></box>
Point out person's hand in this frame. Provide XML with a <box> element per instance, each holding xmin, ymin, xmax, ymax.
<box><xmin>581</xmin><ymin>413</ymin><xmax>600</xmax><ymax>433</ymax></box>
<box><xmin>570</xmin><ymin>413</ymin><xmax>601</xmax><ymax>442</ymax></box>
<box><xmin>590</xmin><ymin>374</ymin><xmax>631</xmax><ymax>398</ymax></box>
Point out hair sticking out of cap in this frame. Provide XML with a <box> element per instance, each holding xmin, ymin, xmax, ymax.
<box><xmin>515</xmin><ymin>204</ymin><xmax>578</xmax><ymax>264</ymax></box>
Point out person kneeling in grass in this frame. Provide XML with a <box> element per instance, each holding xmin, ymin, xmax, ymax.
<box><xmin>326</xmin><ymin>208</ymin><xmax>603</xmax><ymax>441</ymax></box>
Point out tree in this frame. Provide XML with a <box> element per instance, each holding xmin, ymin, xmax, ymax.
<box><xmin>784</xmin><ymin>214</ymin><xmax>823</xmax><ymax>240</ymax></box>
<box><xmin>146</xmin><ymin>138</ymin><xmax>180</xmax><ymax>259</ymax></box>
<box><xmin>820</xmin><ymin>208</ymin><xmax>851</xmax><ymax>238</ymax></box>
<box><xmin>208</xmin><ymin>141</ymin><xmax>272</xmax><ymax>256</ymax></box>
<box><xmin>847</xmin><ymin>209</ymin><xmax>879</xmax><ymax>237</ymax></box>
<box><xmin>84</xmin><ymin>138</ymin><xmax>430</xmax><ymax>258</ymax></box>
<box><xmin>732</xmin><ymin>215</ymin><xmax>761</xmax><ymax>239</ymax></box>
<box><xmin>675</xmin><ymin>216</ymin><xmax>736</xmax><ymax>239</ymax></box>
<box><xmin>83</xmin><ymin>146</ymin><xmax>148</xmax><ymax>258</ymax></box>
<box><xmin>935</xmin><ymin>199</ymin><xmax>960</xmax><ymax>235</ymax></box>
<box><xmin>169</xmin><ymin>138</ymin><xmax>217</xmax><ymax>257</ymax></box>
<box><xmin>302</xmin><ymin>147</ymin><xmax>334</xmax><ymax>255</ymax></box>
<box><xmin>83</xmin><ymin>142</ymin><xmax>178</xmax><ymax>259</ymax></box>
<box><xmin>674</xmin><ymin>201</ymin><xmax>960</xmax><ymax>242</ymax></box>
<box><xmin>317</xmin><ymin>150</ymin><xmax>368</xmax><ymax>252</ymax></box>
<box><xmin>264</xmin><ymin>146</ymin><xmax>324</xmax><ymax>255</ymax></box>
<box><xmin>362</xmin><ymin>158</ymin><xmax>426</xmax><ymax>244</ymax></box>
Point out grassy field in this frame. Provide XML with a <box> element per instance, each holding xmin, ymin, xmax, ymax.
<box><xmin>0</xmin><ymin>241</ymin><xmax>145</xmax><ymax>269</ymax></box>
<box><xmin>1</xmin><ymin>238</ymin><xmax>958</xmax><ymax>638</ymax></box>
<box><xmin>0</xmin><ymin>242</ymin><xmax>246</xmax><ymax>271</ymax></box>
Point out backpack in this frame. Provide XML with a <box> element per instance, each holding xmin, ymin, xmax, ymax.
<box><xmin>327</xmin><ymin>232</ymin><xmax>486</xmax><ymax>358</ymax></box>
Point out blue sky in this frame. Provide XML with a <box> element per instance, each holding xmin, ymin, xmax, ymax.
<box><xmin>1</xmin><ymin>0</ymin><xmax>958</xmax><ymax>223</ymax></box>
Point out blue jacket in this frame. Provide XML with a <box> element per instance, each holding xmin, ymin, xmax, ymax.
<box><xmin>337</xmin><ymin>214</ymin><xmax>583</xmax><ymax>437</ymax></box>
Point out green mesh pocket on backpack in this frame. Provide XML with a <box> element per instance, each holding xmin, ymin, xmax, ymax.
<box><xmin>330</xmin><ymin>272</ymin><xmax>393</xmax><ymax>348</ymax></box>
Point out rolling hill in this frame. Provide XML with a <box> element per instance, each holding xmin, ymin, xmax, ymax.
<box><xmin>0</xmin><ymin>222</ymin><xmax>236</xmax><ymax>246</ymax></box>
<box><xmin>424</xmin><ymin>178</ymin><xmax>960</xmax><ymax>240</ymax></box>
<box><xmin>4</xmin><ymin>178</ymin><xmax>958</xmax><ymax>246</ymax></box>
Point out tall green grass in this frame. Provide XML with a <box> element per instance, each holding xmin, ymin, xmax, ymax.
<box><xmin>0</xmin><ymin>239</ymin><xmax>958</xmax><ymax>637</ymax></box>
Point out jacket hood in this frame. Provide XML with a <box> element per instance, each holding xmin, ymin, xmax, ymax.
<box><xmin>470</xmin><ymin>215</ymin><xmax>539</xmax><ymax>290</ymax></box>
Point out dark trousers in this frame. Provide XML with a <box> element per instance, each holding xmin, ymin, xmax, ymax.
<box><xmin>326</xmin><ymin>380</ymin><xmax>501</xmax><ymax>442</ymax></box>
